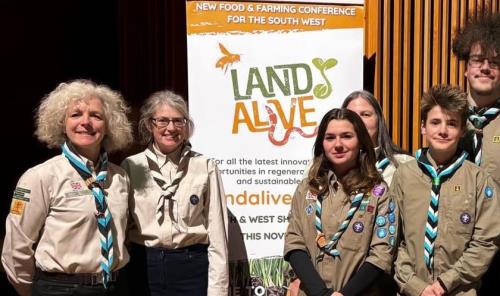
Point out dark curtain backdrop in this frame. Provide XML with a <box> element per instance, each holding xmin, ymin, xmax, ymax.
<box><xmin>1</xmin><ymin>1</ymin><xmax>186</xmax><ymax>294</ymax></box>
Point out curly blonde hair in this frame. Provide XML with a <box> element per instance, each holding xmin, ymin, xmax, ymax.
<box><xmin>35</xmin><ymin>79</ymin><xmax>133</xmax><ymax>152</ymax></box>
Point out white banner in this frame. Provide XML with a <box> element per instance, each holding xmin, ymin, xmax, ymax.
<box><xmin>186</xmin><ymin>1</ymin><xmax>363</xmax><ymax>294</ymax></box>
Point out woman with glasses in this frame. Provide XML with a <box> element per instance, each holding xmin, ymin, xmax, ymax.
<box><xmin>121</xmin><ymin>90</ymin><xmax>228</xmax><ymax>296</ymax></box>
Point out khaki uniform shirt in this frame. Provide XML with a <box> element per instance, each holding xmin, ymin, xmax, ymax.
<box><xmin>392</xmin><ymin>156</ymin><xmax>500</xmax><ymax>296</ymax></box>
<box><xmin>284</xmin><ymin>174</ymin><xmax>396</xmax><ymax>294</ymax></box>
<box><xmin>378</xmin><ymin>153</ymin><xmax>413</xmax><ymax>186</ymax></box>
<box><xmin>464</xmin><ymin>115</ymin><xmax>500</xmax><ymax>189</ymax></box>
<box><xmin>2</xmin><ymin>155</ymin><xmax>130</xmax><ymax>296</ymax></box>
<box><xmin>121</xmin><ymin>147</ymin><xmax>228</xmax><ymax>296</ymax></box>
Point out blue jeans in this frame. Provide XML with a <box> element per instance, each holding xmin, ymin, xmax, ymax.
<box><xmin>128</xmin><ymin>243</ymin><xmax>209</xmax><ymax>296</ymax></box>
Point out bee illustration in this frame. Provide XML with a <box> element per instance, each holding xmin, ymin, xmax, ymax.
<box><xmin>215</xmin><ymin>43</ymin><xmax>241</xmax><ymax>73</ymax></box>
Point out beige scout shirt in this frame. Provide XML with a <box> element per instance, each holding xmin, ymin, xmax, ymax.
<box><xmin>2</xmin><ymin>155</ymin><xmax>130</xmax><ymax>296</ymax></box>
<box><xmin>284</xmin><ymin>174</ymin><xmax>395</xmax><ymax>294</ymax></box>
<box><xmin>464</xmin><ymin>115</ymin><xmax>500</xmax><ymax>189</ymax></box>
<box><xmin>392</xmin><ymin>156</ymin><xmax>500</xmax><ymax>296</ymax></box>
<box><xmin>121</xmin><ymin>147</ymin><xmax>229</xmax><ymax>296</ymax></box>
<box><xmin>376</xmin><ymin>151</ymin><xmax>413</xmax><ymax>186</ymax></box>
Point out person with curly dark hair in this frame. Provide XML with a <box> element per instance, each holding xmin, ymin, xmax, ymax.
<box><xmin>452</xmin><ymin>12</ymin><xmax>500</xmax><ymax>296</ymax></box>
<box><xmin>452</xmin><ymin>12</ymin><xmax>500</xmax><ymax>183</ymax></box>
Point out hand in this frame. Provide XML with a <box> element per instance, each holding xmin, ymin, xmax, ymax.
<box><xmin>430</xmin><ymin>281</ymin><xmax>445</xmax><ymax>296</ymax></box>
<box><xmin>287</xmin><ymin>278</ymin><xmax>300</xmax><ymax>296</ymax></box>
<box><xmin>420</xmin><ymin>285</ymin><xmax>437</xmax><ymax>296</ymax></box>
<box><xmin>420</xmin><ymin>283</ymin><xmax>445</xmax><ymax>296</ymax></box>
<box><xmin>332</xmin><ymin>292</ymin><xmax>344</xmax><ymax>296</ymax></box>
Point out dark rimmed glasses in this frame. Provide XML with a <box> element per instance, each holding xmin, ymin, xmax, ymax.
<box><xmin>151</xmin><ymin>117</ymin><xmax>187</xmax><ymax>128</ymax></box>
<box><xmin>468</xmin><ymin>55</ymin><xmax>499</xmax><ymax>69</ymax></box>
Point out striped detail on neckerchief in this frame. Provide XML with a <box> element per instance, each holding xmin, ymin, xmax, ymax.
<box><xmin>416</xmin><ymin>148</ymin><xmax>467</xmax><ymax>269</ymax></box>
<box><xmin>145</xmin><ymin>142</ymin><xmax>196</xmax><ymax>225</ymax></box>
<box><xmin>468</xmin><ymin>100</ymin><xmax>500</xmax><ymax>165</ymax></box>
<box><xmin>315</xmin><ymin>191</ymin><xmax>364</xmax><ymax>258</ymax></box>
<box><xmin>375</xmin><ymin>150</ymin><xmax>391</xmax><ymax>173</ymax></box>
<box><xmin>62</xmin><ymin>142</ymin><xmax>113</xmax><ymax>288</ymax></box>
<box><xmin>376</xmin><ymin>157</ymin><xmax>390</xmax><ymax>172</ymax></box>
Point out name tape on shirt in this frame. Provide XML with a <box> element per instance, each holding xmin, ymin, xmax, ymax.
<box><xmin>65</xmin><ymin>189</ymin><xmax>92</xmax><ymax>198</ymax></box>
<box><xmin>13</xmin><ymin>187</ymin><xmax>31</xmax><ymax>202</ymax></box>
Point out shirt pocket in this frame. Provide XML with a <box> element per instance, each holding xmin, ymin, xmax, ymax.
<box><xmin>177</xmin><ymin>184</ymin><xmax>207</xmax><ymax>228</ymax></box>
<box><xmin>338</xmin><ymin>209</ymin><xmax>375</xmax><ymax>252</ymax></box>
<box><xmin>106</xmin><ymin>187</ymin><xmax>129</xmax><ymax>223</ymax></box>
<box><xmin>54</xmin><ymin>180</ymin><xmax>94</xmax><ymax>217</ymax></box>
<box><xmin>450</xmin><ymin>192</ymin><xmax>475</xmax><ymax>238</ymax></box>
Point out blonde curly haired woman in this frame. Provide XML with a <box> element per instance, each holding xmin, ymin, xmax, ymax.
<box><xmin>2</xmin><ymin>79</ymin><xmax>133</xmax><ymax>296</ymax></box>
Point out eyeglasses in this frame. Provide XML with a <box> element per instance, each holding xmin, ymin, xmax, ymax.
<box><xmin>468</xmin><ymin>55</ymin><xmax>499</xmax><ymax>69</ymax></box>
<box><xmin>151</xmin><ymin>117</ymin><xmax>187</xmax><ymax>128</ymax></box>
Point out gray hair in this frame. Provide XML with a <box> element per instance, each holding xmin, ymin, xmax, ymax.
<box><xmin>138</xmin><ymin>90</ymin><xmax>194</xmax><ymax>144</ymax></box>
<box><xmin>342</xmin><ymin>90</ymin><xmax>407</xmax><ymax>165</ymax></box>
<box><xmin>35</xmin><ymin>79</ymin><xmax>133</xmax><ymax>152</ymax></box>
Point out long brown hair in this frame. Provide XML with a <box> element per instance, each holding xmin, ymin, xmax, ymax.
<box><xmin>308</xmin><ymin>108</ymin><xmax>382</xmax><ymax>196</ymax></box>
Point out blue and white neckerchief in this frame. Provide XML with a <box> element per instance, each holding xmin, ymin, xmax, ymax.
<box><xmin>468</xmin><ymin>100</ymin><xmax>500</xmax><ymax>165</ymax></box>
<box><xmin>62</xmin><ymin>142</ymin><xmax>113</xmax><ymax>288</ymax></box>
<box><xmin>376</xmin><ymin>157</ymin><xmax>391</xmax><ymax>172</ymax></box>
<box><xmin>416</xmin><ymin>148</ymin><xmax>467</xmax><ymax>269</ymax></box>
<box><xmin>314</xmin><ymin>190</ymin><xmax>364</xmax><ymax>259</ymax></box>
<box><xmin>145</xmin><ymin>142</ymin><xmax>197</xmax><ymax>225</ymax></box>
<box><xmin>375</xmin><ymin>148</ymin><xmax>391</xmax><ymax>173</ymax></box>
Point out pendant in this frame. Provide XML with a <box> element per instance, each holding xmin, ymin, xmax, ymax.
<box><xmin>85</xmin><ymin>177</ymin><xmax>96</xmax><ymax>187</ymax></box>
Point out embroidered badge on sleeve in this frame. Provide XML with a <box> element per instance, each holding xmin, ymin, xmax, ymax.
<box><xmin>10</xmin><ymin>187</ymin><xmax>31</xmax><ymax>215</ymax></box>
<box><xmin>10</xmin><ymin>199</ymin><xmax>26</xmax><ymax>215</ymax></box>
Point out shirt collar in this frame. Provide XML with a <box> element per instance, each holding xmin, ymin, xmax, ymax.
<box><xmin>153</xmin><ymin>143</ymin><xmax>182</xmax><ymax>167</ymax></box>
<box><xmin>327</xmin><ymin>170</ymin><xmax>340</xmax><ymax>193</ymax></box>
<box><xmin>66</xmin><ymin>141</ymin><xmax>100</xmax><ymax>171</ymax></box>
<box><xmin>425</xmin><ymin>148</ymin><xmax>460</xmax><ymax>172</ymax></box>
